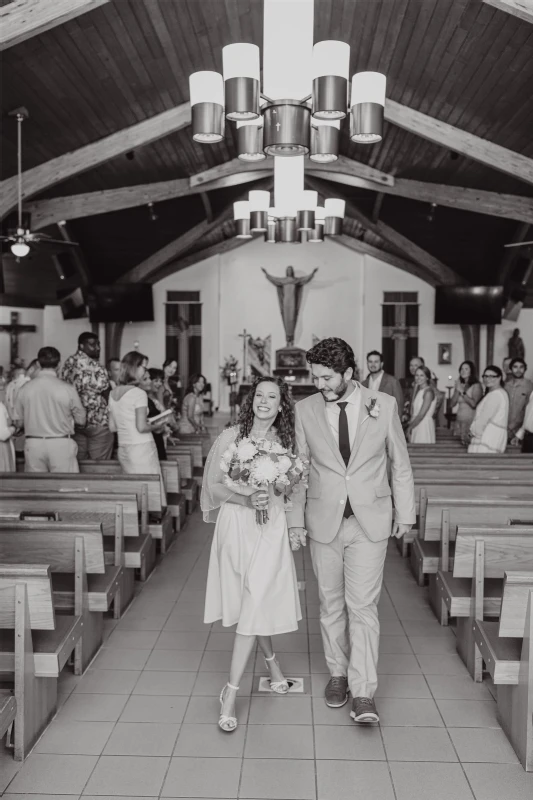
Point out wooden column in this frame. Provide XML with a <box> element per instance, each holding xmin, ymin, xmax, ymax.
<box><xmin>460</xmin><ymin>324</ymin><xmax>481</xmax><ymax>369</ymax></box>
<box><xmin>105</xmin><ymin>322</ymin><xmax>124</xmax><ymax>364</ymax></box>
<box><xmin>486</xmin><ymin>325</ymin><xmax>495</xmax><ymax>366</ymax></box>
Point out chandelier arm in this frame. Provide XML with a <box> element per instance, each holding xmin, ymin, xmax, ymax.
<box><xmin>260</xmin><ymin>92</ymin><xmax>275</xmax><ymax>104</ymax></box>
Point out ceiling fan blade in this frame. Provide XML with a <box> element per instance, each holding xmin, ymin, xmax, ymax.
<box><xmin>34</xmin><ymin>237</ymin><xmax>80</xmax><ymax>247</ymax></box>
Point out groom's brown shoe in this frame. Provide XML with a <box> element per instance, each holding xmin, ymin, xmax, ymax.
<box><xmin>325</xmin><ymin>676</ymin><xmax>349</xmax><ymax>707</ymax></box>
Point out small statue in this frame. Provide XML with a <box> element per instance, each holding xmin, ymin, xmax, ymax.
<box><xmin>508</xmin><ymin>328</ymin><xmax>525</xmax><ymax>361</ymax></box>
<box><xmin>262</xmin><ymin>266</ymin><xmax>318</xmax><ymax>347</ymax></box>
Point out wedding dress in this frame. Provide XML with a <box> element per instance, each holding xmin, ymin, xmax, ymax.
<box><xmin>202</xmin><ymin>426</ymin><xmax>302</xmax><ymax>636</ymax></box>
<box><xmin>409</xmin><ymin>389</ymin><xmax>437</xmax><ymax>444</ymax></box>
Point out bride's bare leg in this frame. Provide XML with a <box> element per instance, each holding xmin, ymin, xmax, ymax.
<box><xmin>258</xmin><ymin>636</ymin><xmax>288</xmax><ymax>688</ymax></box>
<box><xmin>222</xmin><ymin>633</ymin><xmax>256</xmax><ymax>720</ymax></box>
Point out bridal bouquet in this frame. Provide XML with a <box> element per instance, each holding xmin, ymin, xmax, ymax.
<box><xmin>220</xmin><ymin>437</ymin><xmax>309</xmax><ymax>525</ymax></box>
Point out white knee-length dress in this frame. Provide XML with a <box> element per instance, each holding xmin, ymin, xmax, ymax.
<box><xmin>202</xmin><ymin>427</ymin><xmax>301</xmax><ymax>636</ymax></box>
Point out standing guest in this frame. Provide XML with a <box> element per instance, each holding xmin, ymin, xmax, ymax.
<box><xmin>140</xmin><ymin>369</ymin><xmax>167</xmax><ymax>461</ymax></box>
<box><xmin>514</xmin><ymin>389</ymin><xmax>533</xmax><ymax>453</ymax></box>
<box><xmin>5</xmin><ymin>366</ymin><xmax>29</xmax><ymax>419</ymax></box>
<box><xmin>504</xmin><ymin>358</ymin><xmax>533</xmax><ymax>443</ymax></box>
<box><xmin>0</xmin><ymin>398</ymin><xmax>16</xmax><ymax>471</ymax></box>
<box><xmin>26</xmin><ymin>358</ymin><xmax>41</xmax><ymax>380</ymax></box>
<box><xmin>0</xmin><ymin>367</ymin><xmax>6</xmax><ymax>404</ymax></box>
<box><xmin>107</xmin><ymin>358</ymin><xmax>121</xmax><ymax>390</ymax></box>
<box><xmin>450</xmin><ymin>361</ymin><xmax>483</xmax><ymax>444</ymax></box>
<box><xmin>15</xmin><ymin>347</ymin><xmax>86</xmax><ymax>472</ymax></box>
<box><xmin>62</xmin><ymin>332</ymin><xmax>113</xmax><ymax>460</ymax></box>
<box><xmin>178</xmin><ymin>373</ymin><xmax>207</xmax><ymax>434</ymax></box>
<box><xmin>502</xmin><ymin>357</ymin><xmax>512</xmax><ymax>383</ymax></box>
<box><xmin>108</xmin><ymin>352</ymin><xmax>164</xmax><ymax>495</ymax></box>
<box><xmin>162</xmin><ymin>358</ymin><xmax>180</xmax><ymax>409</ymax></box>
<box><xmin>362</xmin><ymin>351</ymin><xmax>403</xmax><ymax>412</ymax></box>
<box><xmin>406</xmin><ymin>366</ymin><xmax>437</xmax><ymax>444</ymax></box>
<box><xmin>400</xmin><ymin>355</ymin><xmax>425</xmax><ymax>423</ymax></box>
<box><xmin>468</xmin><ymin>366</ymin><xmax>509</xmax><ymax>454</ymax></box>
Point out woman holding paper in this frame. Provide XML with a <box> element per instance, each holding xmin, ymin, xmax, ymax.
<box><xmin>108</xmin><ymin>351</ymin><xmax>166</xmax><ymax>492</ymax></box>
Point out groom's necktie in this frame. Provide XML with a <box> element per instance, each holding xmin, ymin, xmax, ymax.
<box><xmin>337</xmin><ymin>402</ymin><xmax>353</xmax><ymax>519</ymax></box>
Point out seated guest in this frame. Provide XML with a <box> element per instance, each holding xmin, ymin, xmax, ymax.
<box><xmin>0</xmin><ymin>398</ymin><xmax>16</xmax><ymax>471</ymax></box>
<box><xmin>505</xmin><ymin>358</ymin><xmax>533</xmax><ymax>443</ymax></box>
<box><xmin>468</xmin><ymin>366</ymin><xmax>509</xmax><ymax>454</ymax></box>
<box><xmin>61</xmin><ymin>332</ymin><xmax>113</xmax><ymax>460</ymax></box>
<box><xmin>514</xmin><ymin>389</ymin><xmax>533</xmax><ymax>453</ymax></box>
<box><xmin>178</xmin><ymin>373</ymin><xmax>207</xmax><ymax>434</ymax></box>
<box><xmin>140</xmin><ymin>369</ymin><xmax>167</xmax><ymax>461</ymax></box>
<box><xmin>406</xmin><ymin>366</ymin><xmax>437</xmax><ymax>443</ymax></box>
<box><xmin>15</xmin><ymin>346</ymin><xmax>86</xmax><ymax>472</ymax></box>
<box><xmin>107</xmin><ymin>357</ymin><xmax>121</xmax><ymax>390</ymax></box>
<box><xmin>162</xmin><ymin>358</ymin><xmax>180</xmax><ymax>409</ymax></box>
<box><xmin>108</xmin><ymin>351</ymin><xmax>164</xmax><ymax>484</ymax></box>
<box><xmin>450</xmin><ymin>360</ymin><xmax>483</xmax><ymax>444</ymax></box>
<box><xmin>362</xmin><ymin>350</ymin><xmax>403</xmax><ymax>411</ymax></box>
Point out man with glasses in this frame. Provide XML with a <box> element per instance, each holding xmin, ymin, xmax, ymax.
<box><xmin>504</xmin><ymin>358</ymin><xmax>533</xmax><ymax>444</ymax></box>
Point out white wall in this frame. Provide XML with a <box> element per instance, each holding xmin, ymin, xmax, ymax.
<box><xmin>42</xmin><ymin>306</ymin><xmax>100</xmax><ymax>363</ymax></box>
<box><xmin>0</xmin><ymin>305</ymin><xmax>43</xmax><ymax>369</ymax></box>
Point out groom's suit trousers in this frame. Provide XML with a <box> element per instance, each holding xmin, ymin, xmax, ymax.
<box><xmin>310</xmin><ymin>515</ymin><xmax>388</xmax><ymax>699</ymax></box>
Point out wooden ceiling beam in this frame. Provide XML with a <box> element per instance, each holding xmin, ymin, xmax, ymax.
<box><xmin>482</xmin><ymin>0</ymin><xmax>533</xmax><ymax>24</ymax></box>
<box><xmin>0</xmin><ymin>0</ymin><xmax>109</xmax><ymax>51</ymax></box>
<box><xmin>0</xmin><ymin>102</ymin><xmax>191</xmax><ymax>219</ymax></box>
<box><xmin>306</xmin><ymin>176</ymin><xmax>463</xmax><ymax>286</ymax></box>
<box><xmin>385</xmin><ymin>99</ymin><xmax>533</xmax><ymax>187</ymax></box>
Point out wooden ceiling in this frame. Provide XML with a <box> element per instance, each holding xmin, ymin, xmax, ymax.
<box><xmin>1</xmin><ymin>0</ymin><xmax>533</xmax><ymax>305</ymax></box>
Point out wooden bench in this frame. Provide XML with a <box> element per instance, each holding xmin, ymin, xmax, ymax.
<box><xmin>0</xmin><ymin>519</ymin><xmax>122</xmax><ymax>670</ymax></box>
<box><xmin>0</xmin><ymin>472</ymin><xmax>175</xmax><ymax>554</ymax></box>
<box><xmin>0</xmin><ymin>569</ymin><xmax>83</xmax><ymax>759</ymax></box>
<box><xmin>473</xmin><ymin>573</ymin><xmax>533</xmax><ymax>771</ymax></box>
<box><xmin>0</xmin><ymin>693</ymin><xmax>16</xmax><ymax>745</ymax></box>
<box><xmin>166</xmin><ymin>446</ymin><xmax>199</xmax><ymax>513</ymax></box>
<box><xmin>176</xmin><ymin>431</ymin><xmax>212</xmax><ymax>459</ymax></box>
<box><xmin>0</xmin><ymin>488</ymin><xmax>151</xmax><ymax>589</ymax></box>
<box><xmin>78</xmin><ymin>460</ymin><xmax>187</xmax><ymax>533</ymax></box>
<box><xmin>409</xmin><ymin>496</ymin><xmax>533</xmax><ymax>585</ymax></box>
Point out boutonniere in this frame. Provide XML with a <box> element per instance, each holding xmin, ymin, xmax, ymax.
<box><xmin>362</xmin><ymin>397</ymin><xmax>380</xmax><ymax>424</ymax></box>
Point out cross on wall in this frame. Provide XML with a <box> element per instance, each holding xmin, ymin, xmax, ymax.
<box><xmin>0</xmin><ymin>311</ymin><xmax>37</xmax><ymax>366</ymax></box>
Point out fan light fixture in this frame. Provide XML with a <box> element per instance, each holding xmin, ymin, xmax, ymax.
<box><xmin>11</xmin><ymin>237</ymin><xmax>30</xmax><ymax>258</ymax></box>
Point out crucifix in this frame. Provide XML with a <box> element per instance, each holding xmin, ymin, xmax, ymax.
<box><xmin>0</xmin><ymin>311</ymin><xmax>37</xmax><ymax>366</ymax></box>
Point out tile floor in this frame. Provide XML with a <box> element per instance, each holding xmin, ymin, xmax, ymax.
<box><xmin>2</xmin><ymin>513</ymin><xmax>533</xmax><ymax>799</ymax></box>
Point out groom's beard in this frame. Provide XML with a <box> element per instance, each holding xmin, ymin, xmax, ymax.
<box><xmin>322</xmin><ymin>377</ymin><xmax>350</xmax><ymax>402</ymax></box>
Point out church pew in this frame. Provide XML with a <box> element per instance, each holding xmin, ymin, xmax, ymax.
<box><xmin>0</xmin><ymin>569</ymin><xmax>83</xmax><ymax>759</ymax></box>
<box><xmin>0</xmin><ymin>693</ymin><xmax>16</xmax><ymax>743</ymax></box>
<box><xmin>409</xmin><ymin>496</ymin><xmax>533</xmax><ymax>585</ymax></box>
<box><xmin>0</xmin><ymin>489</ymin><xmax>150</xmax><ymax>590</ymax></box>
<box><xmin>0</xmin><ymin>472</ymin><xmax>175</xmax><ymax>554</ymax></box>
<box><xmin>0</xmin><ymin>521</ymin><xmax>116</xmax><ymax>670</ymax></box>
<box><xmin>175</xmin><ymin>432</ymin><xmax>212</xmax><ymax>460</ymax></box>
<box><xmin>473</xmin><ymin>574</ymin><xmax>533</xmax><ymax>771</ymax></box>
<box><xmin>166</xmin><ymin>446</ymin><xmax>199</xmax><ymax>513</ymax></box>
<box><xmin>78</xmin><ymin>460</ymin><xmax>187</xmax><ymax>534</ymax></box>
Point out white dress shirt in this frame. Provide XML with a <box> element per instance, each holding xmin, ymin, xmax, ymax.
<box><xmin>368</xmin><ymin>371</ymin><xmax>384</xmax><ymax>392</ymax></box>
<box><xmin>516</xmin><ymin>390</ymin><xmax>533</xmax><ymax>439</ymax></box>
<box><xmin>325</xmin><ymin>383</ymin><xmax>361</xmax><ymax>451</ymax></box>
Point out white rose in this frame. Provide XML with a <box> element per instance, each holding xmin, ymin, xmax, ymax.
<box><xmin>236</xmin><ymin>439</ymin><xmax>258</xmax><ymax>462</ymax></box>
<box><xmin>277</xmin><ymin>455</ymin><xmax>292</xmax><ymax>474</ymax></box>
<box><xmin>251</xmin><ymin>455</ymin><xmax>279</xmax><ymax>484</ymax></box>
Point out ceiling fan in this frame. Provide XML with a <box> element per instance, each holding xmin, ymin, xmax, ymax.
<box><xmin>0</xmin><ymin>108</ymin><xmax>80</xmax><ymax>259</ymax></box>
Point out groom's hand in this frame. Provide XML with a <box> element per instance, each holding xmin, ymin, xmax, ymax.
<box><xmin>289</xmin><ymin>527</ymin><xmax>307</xmax><ymax>549</ymax></box>
<box><xmin>392</xmin><ymin>522</ymin><xmax>412</xmax><ymax>539</ymax></box>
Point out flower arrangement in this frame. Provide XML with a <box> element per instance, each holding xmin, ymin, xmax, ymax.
<box><xmin>221</xmin><ymin>355</ymin><xmax>239</xmax><ymax>385</ymax></box>
<box><xmin>220</xmin><ymin>437</ymin><xmax>309</xmax><ymax>525</ymax></box>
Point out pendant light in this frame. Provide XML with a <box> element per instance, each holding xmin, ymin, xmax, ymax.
<box><xmin>189</xmin><ymin>71</ymin><xmax>225</xmax><ymax>143</ymax></box>
<box><xmin>311</xmin><ymin>40</ymin><xmax>350</xmax><ymax>120</ymax></box>
<box><xmin>350</xmin><ymin>72</ymin><xmax>386</xmax><ymax>143</ymax></box>
<box><xmin>234</xmin><ymin>201</ymin><xmax>252</xmax><ymax>238</ymax></box>
<box><xmin>222</xmin><ymin>43</ymin><xmax>261</xmax><ymax>121</ymax></box>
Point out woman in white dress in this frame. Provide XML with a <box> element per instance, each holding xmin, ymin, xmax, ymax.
<box><xmin>468</xmin><ymin>365</ymin><xmax>509</xmax><ymax>454</ymax></box>
<box><xmin>202</xmin><ymin>377</ymin><xmax>301</xmax><ymax>732</ymax></box>
<box><xmin>0</xmin><ymin>399</ymin><xmax>16</xmax><ymax>471</ymax></box>
<box><xmin>406</xmin><ymin>366</ymin><xmax>437</xmax><ymax>444</ymax></box>
<box><xmin>108</xmin><ymin>351</ymin><xmax>166</xmax><ymax>502</ymax></box>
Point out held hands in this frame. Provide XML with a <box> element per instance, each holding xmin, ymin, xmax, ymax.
<box><xmin>249</xmin><ymin>490</ymin><xmax>269</xmax><ymax>511</ymax></box>
<box><xmin>391</xmin><ymin>522</ymin><xmax>412</xmax><ymax>539</ymax></box>
<box><xmin>288</xmin><ymin>527</ymin><xmax>307</xmax><ymax>551</ymax></box>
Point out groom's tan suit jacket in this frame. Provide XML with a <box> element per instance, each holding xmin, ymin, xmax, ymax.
<box><xmin>286</xmin><ymin>383</ymin><xmax>416</xmax><ymax>543</ymax></box>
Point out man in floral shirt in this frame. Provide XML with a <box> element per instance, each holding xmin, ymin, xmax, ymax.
<box><xmin>61</xmin><ymin>332</ymin><xmax>114</xmax><ymax>460</ymax></box>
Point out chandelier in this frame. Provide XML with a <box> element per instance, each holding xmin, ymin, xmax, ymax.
<box><xmin>189</xmin><ymin>0</ymin><xmax>386</xmax><ymax>243</ymax></box>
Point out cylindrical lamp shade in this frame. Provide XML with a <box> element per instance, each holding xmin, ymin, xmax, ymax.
<box><xmin>307</xmin><ymin>224</ymin><xmax>324</xmax><ymax>243</ymax></box>
<box><xmin>310</xmin><ymin>121</ymin><xmax>340</xmax><ymax>162</ymax></box>
<box><xmin>236</xmin><ymin>122</ymin><xmax>266</xmax><ymax>161</ymax></box>
<box><xmin>297</xmin><ymin>191</ymin><xmax>317</xmax><ymax>231</ymax></box>
<box><xmin>265</xmin><ymin>212</ymin><xmax>278</xmax><ymax>243</ymax></box>
<box><xmin>249</xmin><ymin>192</ymin><xmax>269</xmax><ymax>232</ymax></box>
<box><xmin>312</xmin><ymin>41</ymin><xmax>350</xmax><ymax>119</ymax></box>
<box><xmin>234</xmin><ymin>201</ymin><xmax>250</xmax><ymax>220</ymax></box>
<box><xmin>350</xmin><ymin>72</ymin><xmax>386</xmax><ymax>143</ymax></box>
<box><xmin>190</xmin><ymin>71</ymin><xmax>225</xmax><ymax>142</ymax></box>
<box><xmin>262</xmin><ymin>100</ymin><xmax>311</xmax><ymax>156</ymax></box>
<box><xmin>325</xmin><ymin>198</ymin><xmax>345</xmax><ymax>218</ymax></box>
<box><xmin>235</xmin><ymin>219</ymin><xmax>252</xmax><ymax>238</ymax></box>
<box><xmin>278</xmin><ymin>217</ymin><xmax>298</xmax><ymax>243</ymax></box>
<box><xmin>223</xmin><ymin>43</ymin><xmax>260</xmax><ymax>120</ymax></box>
<box><xmin>315</xmin><ymin>206</ymin><xmax>326</xmax><ymax>224</ymax></box>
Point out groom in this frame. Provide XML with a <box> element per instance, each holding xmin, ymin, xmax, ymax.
<box><xmin>288</xmin><ymin>338</ymin><xmax>415</xmax><ymax>723</ymax></box>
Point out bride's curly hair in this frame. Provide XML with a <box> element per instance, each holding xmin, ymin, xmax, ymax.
<box><xmin>238</xmin><ymin>376</ymin><xmax>295</xmax><ymax>450</ymax></box>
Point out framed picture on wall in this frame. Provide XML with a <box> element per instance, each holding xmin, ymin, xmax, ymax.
<box><xmin>438</xmin><ymin>343</ymin><xmax>452</xmax><ymax>365</ymax></box>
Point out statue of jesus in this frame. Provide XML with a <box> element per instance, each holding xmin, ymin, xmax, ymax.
<box><xmin>262</xmin><ymin>266</ymin><xmax>318</xmax><ymax>347</ymax></box>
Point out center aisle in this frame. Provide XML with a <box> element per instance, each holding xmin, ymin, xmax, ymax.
<box><xmin>4</xmin><ymin>512</ymin><xmax>533</xmax><ymax>799</ymax></box>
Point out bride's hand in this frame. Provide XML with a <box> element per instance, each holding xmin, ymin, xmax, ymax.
<box><xmin>249</xmin><ymin>489</ymin><xmax>269</xmax><ymax>510</ymax></box>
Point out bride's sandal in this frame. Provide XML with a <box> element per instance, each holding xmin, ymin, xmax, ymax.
<box><xmin>219</xmin><ymin>683</ymin><xmax>239</xmax><ymax>732</ymax></box>
<box><xmin>265</xmin><ymin>653</ymin><xmax>290</xmax><ymax>694</ymax></box>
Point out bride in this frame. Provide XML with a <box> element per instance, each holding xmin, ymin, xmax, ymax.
<box><xmin>202</xmin><ymin>376</ymin><xmax>302</xmax><ymax>732</ymax></box>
